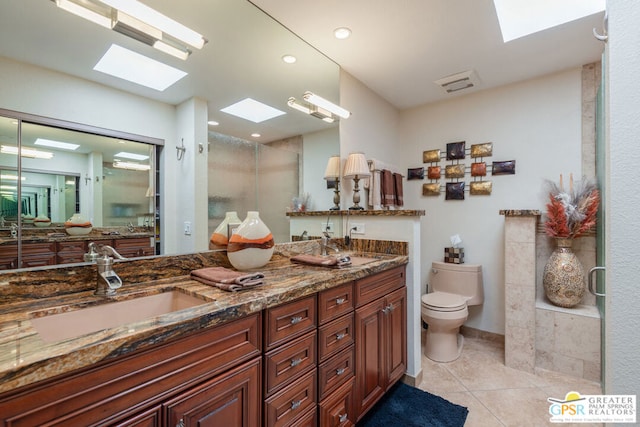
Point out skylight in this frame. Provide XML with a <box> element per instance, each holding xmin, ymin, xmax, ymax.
<box><xmin>114</xmin><ymin>151</ymin><xmax>149</xmax><ymax>161</ymax></box>
<box><xmin>220</xmin><ymin>98</ymin><xmax>286</xmax><ymax>123</ymax></box>
<box><xmin>34</xmin><ymin>138</ymin><xmax>80</xmax><ymax>151</ymax></box>
<box><xmin>493</xmin><ymin>0</ymin><xmax>605</xmax><ymax>42</ymax></box>
<box><xmin>94</xmin><ymin>44</ymin><xmax>187</xmax><ymax>91</ymax></box>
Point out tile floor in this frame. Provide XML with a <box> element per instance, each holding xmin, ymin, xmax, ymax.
<box><xmin>416</xmin><ymin>331</ymin><xmax>603</xmax><ymax>426</ymax></box>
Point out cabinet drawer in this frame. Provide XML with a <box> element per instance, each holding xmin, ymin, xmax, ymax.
<box><xmin>318</xmin><ymin>345</ymin><xmax>355</xmax><ymax>401</ymax></box>
<box><xmin>355</xmin><ymin>266</ymin><xmax>405</xmax><ymax>307</ymax></box>
<box><xmin>265</xmin><ymin>296</ymin><xmax>316</xmax><ymax>350</ymax></box>
<box><xmin>289</xmin><ymin>407</ymin><xmax>317</xmax><ymax>427</ymax></box>
<box><xmin>57</xmin><ymin>240</ymin><xmax>87</xmax><ymax>253</ymax></box>
<box><xmin>318</xmin><ymin>313</ymin><xmax>354</xmax><ymax>362</ymax></box>
<box><xmin>264</xmin><ymin>369</ymin><xmax>316</xmax><ymax>427</ymax></box>
<box><xmin>318</xmin><ymin>282</ymin><xmax>354</xmax><ymax>325</ymax></box>
<box><xmin>319</xmin><ymin>378</ymin><xmax>355</xmax><ymax>427</ymax></box>
<box><xmin>264</xmin><ymin>330</ymin><xmax>316</xmax><ymax>396</ymax></box>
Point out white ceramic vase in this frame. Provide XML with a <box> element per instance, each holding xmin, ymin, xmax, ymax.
<box><xmin>227</xmin><ymin>211</ymin><xmax>274</xmax><ymax>270</ymax></box>
<box><xmin>209</xmin><ymin>211</ymin><xmax>242</xmax><ymax>250</ymax></box>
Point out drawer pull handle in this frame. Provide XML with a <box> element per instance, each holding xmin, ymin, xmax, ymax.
<box><xmin>336</xmin><ymin>367</ymin><xmax>346</xmax><ymax>375</ymax></box>
<box><xmin>291</xmin><ymin>400</ymin><xmax>302</xmax><ymax>410</ymax></box>
<box><xmin>290</xmin><ymin>316</ymin><xmax>303</xmax><ymax>324</ymax></box>
<box><xmin>339</xmin><ymin>414</ymin><xmax>348</xmax><ymax>423</ymax></box>
<box><xmin>290</xmin><ymin>357</ymin><xmax>302</xmax><ymax>367</ymax></box>
<box><xmin>336</xmin><ymin>332</ymin><xmax>346</xmax><ymax>340</ymax></box>
<box><xmin>382</xmin><ymin>303</ymin><xmax>395</xmax><ymax>314</ymax></box>
<box><xmin>176</xmin><ymin>419</ymin><xmax>185</xmax><ymax>427</ymax></box>
<box><xmin>336</xmin><ymin>297</ymin><xmax>346</xmax><ymax>305</ymax></box>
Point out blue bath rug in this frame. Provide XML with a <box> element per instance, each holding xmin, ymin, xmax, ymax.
<box><xmin>357</xmin><ymin>382</ymin><xmax>468</xmax><ymax>427</ymax></box>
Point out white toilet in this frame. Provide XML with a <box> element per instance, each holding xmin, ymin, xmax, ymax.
<box><xmin>421</xmin><ymin>261</ymin><xmax>483</xmax><ymax>362</ymax></box>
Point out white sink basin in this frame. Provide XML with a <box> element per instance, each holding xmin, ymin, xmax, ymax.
<box><xmin>31</xmin><ymin>291</ymin><xmax>209</xmax><ymax>343</ymax></box>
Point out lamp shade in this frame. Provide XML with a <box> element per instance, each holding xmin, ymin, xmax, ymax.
<box><xmin>343</xmin><ymin>152</ymin><xmax>371</xmax><ymax>178</ymax></box>
<box><xmin>324</xmin><ymin>155</ymin><xmax>341</xmax><ymax>179</ymax></box>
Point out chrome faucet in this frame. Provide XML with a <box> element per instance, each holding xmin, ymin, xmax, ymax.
<box><xmin>86</xmin><ymin>242</ymin><xmax>127</xmax><ymax>296</ymax></box>
<box><xmin>321</xmin><ymin>232</ymin><xmax>340</xmax><ymax>256</ymax></box>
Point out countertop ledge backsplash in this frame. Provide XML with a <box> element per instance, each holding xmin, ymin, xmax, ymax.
<box><xmin>0</xmin><ymin>239</ymin><xmax>407</xmax><ymax>394</ymax></box>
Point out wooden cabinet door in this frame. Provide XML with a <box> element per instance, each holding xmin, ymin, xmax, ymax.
<box><xmin>164</xmin><ymin>357</ymin><xmax>261</xmax><ymax>427</ymax></box>
<box><xmin>111</xmin><ymin>406</ymin><xmax>161</xmax><ymax>427</ymax></box>
<box><xmin>354</xmin><ymin>298</ymin><xmax>385</xmax><ymax>419</ymax></box>
<box><xmin>384</xmin><ymin>287</ymin><xmax>407</xmax><ymax>388</ymax></box>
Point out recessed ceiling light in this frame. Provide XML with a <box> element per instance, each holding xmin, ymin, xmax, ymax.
<box><xmin>34</xmin><ymin>138</ymin><xmax>80</xmax><ymax>151</ymax></box>
<box><xmin>334</xmin><ymin>27</ymin><xmax>351</xmax><ymax>40</ymax></box>
<box><xmin>220</xmin><ymin>98</ymin><xmax>286</xmax><ymax>123</ymax></box>
<box><xmin>251</xmin><ymin>133</ymin><xmax>261</xmax><ymax>138</ymax></box>
<box><xmin>94</xmin><ymin>44</ymin><xmax>188</xmax><ymax>91</ymax></box>
<box><xmin>282</xmin><ymin>54</ymin><xmax>297</xmax><ymax>64</ymax></box>
<box><xmin>493</xmin><ymin>0</ymin><xmax>605</xmax><ymax>42</ymax></box>
<box><xmin>208</xmin><ymin>120</ymin><xmax>219</xmax><ymax>126</ymax></box>
<box><xmin>114</xmin><ymin>151</ymin><xmax>149</xmax><ymax>161</ymax></box>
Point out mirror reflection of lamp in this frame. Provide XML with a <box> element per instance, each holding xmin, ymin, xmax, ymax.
<box><xmin>323</xmin><ymin>155</ymin><xmax>341</xmax><ymax>210</ymax></box>
<box><xmin>343</xmin><ymin>152</ymin><xmax>371</xmax><ymax>210</ymax></box>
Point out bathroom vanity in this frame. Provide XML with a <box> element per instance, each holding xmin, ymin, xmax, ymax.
<box><xmin>0</xmin><ymin>243</ymin><xmax>407</xmax><ymax>426</ymax></box>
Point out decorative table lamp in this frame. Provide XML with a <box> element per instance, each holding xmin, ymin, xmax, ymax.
<box><xmin>343</xmin><ymin>152</ymin><xmax>371</xmax><ymax>210</ymax></box>
<box><xmin>324</xmin><ymin>155</ymin><xmax>341</xmax><ymax>210</ymax></box>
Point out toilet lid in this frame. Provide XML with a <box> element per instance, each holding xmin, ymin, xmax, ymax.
<box><xmin>422</xmin><ymin>292</ymin><xmax>467</xmax><ymax>311</ymax></box>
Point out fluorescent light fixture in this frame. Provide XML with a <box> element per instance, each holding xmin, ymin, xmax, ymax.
<box><xmin>493</xmin><ymin>0</ymin><xmax>605</xmax><ymax>42</ymax></box>
<box><xmin>303</xmin><ymin>92</ymin><xmax>350</xmax><ymax>119</ymax></box>
<box><xmin>251</xmin><ymin>133</ymin><xmax>261</xmax><ymax>138</ymax></box>
<box><xmin>207</xmin><ymin>120</ymin><xmax>219</xmax><ymax>126</ymax></box>
<box><xmin>94</xmin><ymin>44</ymin><xmax>187</xmax><ymax>91</ymax></box>
<box><xmin>288</xmin><ymin>97</ymin><xmax>336</xmax><ymax>123</ymax></box>
<box><xmin>1</xmin><ymin>174</ymin><xmax>25</xmax><ymax>181</ymax></box>
<box><xmin>114</xmin><ymin>151</ymin><xmax>149</xmax><ymax>161</ymax></box>
<box><xmin>113</xmin><ymin>161</ymin><xmax>151</xmax><ymax>171</ymax></box>
<box><xmin>221</xmin><ymin>98</ymin><xmax>286</xmax><ymax>123</ymax></box>
<box><xmin>54</xmin><ymin>0</ymin><xmax>112</xmax><ymax>28</ymax></box>
<box><xmin>0</xmin><ymin>185</ymin><xmax>17</xmax><ymax>191</ymax></box>
<box><xmin>1</xmin><ymin>145</ymin><xmax>54</xmax><ymax>159</ymax></box>
<box><xmin>100</xmin><ymin>0</ymin><xmax>206</xmax><ymax>49</ymax></box>
<box><xmin>34</xmin><ymin>138</ymin><xmax>80</xmax><ymax>151</ymax></box>
<box><xmin>53</xmin><ymin>0</ymin><xmax>206</xmax><ymax>60</ymax></box>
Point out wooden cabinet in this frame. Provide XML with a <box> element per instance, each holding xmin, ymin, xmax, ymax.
<box><xmin>263</xmin><ymin>296</ymin><xmax>317</xmax><ymax>427</ymax></box>
<box><xmin>0</xmin><ymin>313</ymin><xmax>261</xmax><ymax>427</ymax></box>
<box><xmin>0</xmin><ymin>236</ymin><xmax>154</xmax><ymax>270</ymax></box>
<box><xmin>114</xmin><ymin>237</ymin><xmax>155</xmax><ymax>258</ymax></box>
<box><xmin>354</xmin><ymin>266</ymin><xmax>407</xmax><ymax>421</ymax></box>
<box><xmin>164</xmin><ymin>357</ymin><xmax>261</xmax><ymax>427</ymax></box>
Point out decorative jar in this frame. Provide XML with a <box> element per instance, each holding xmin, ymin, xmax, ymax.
<box><xmin>542</xmin><ymin>238</ymin><xmax>585</xmax><ymax>307</ymax></box>
<box><xmin>227</xmin><ymin>211</ymin><xmax>274</xmax><ymax>270</ymax></box>
<box><xmin>209</xmin><ymin>211</ymin><xmax>242</xmax><ymax>250</ymax></box>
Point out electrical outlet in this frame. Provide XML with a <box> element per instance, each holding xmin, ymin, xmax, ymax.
<box><xmin>351</xmin><ymin>223</ymin><xmax>365</xmax><ymax>234</ymax></box>
<box><xmin>321</xmin><ymin>222</ymin><xmax>334</xmax><ymax>233</ymax></box>
<box><xmin>184</xmin><ymin>221</ymin><xmax>192</xmax><ymax>235</ymax></box>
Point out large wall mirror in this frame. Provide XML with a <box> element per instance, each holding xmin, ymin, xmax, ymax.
<box><xmin>0</xmin><ymin>0</ymin><xmax>341</xmax><ymax>267</ymax></box>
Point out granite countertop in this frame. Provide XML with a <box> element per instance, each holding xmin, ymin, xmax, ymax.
<box><xmin>0</xmin><ymin>244</ymin><xmax>407</xmax><ymax>394</ymax></box>
<box><xmin>0</xmin><ymin>227</ymin><xmax>154</xmax><ymax>245</ymax></box>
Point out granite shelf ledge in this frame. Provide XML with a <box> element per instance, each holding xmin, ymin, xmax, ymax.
<box><xmin>499</xmin><ymin>209</ymin><xmax>541</xmax><ymax>217</ymax></box>
<box><xmin>287</xmin><ymin>209</ymin><xmax>425</xmax><ymax>217</ymax></box>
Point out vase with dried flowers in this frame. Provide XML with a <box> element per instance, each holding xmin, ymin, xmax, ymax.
<box><xmin>542</xmin><ymin>174</ymin><xmax>600</xmax><ymax>307</ymax></box>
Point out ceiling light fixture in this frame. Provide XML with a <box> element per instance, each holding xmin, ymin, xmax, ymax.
<box><xmin>282</xmin><ymin>54</ymin><xmax>297</xmax><ymax>64</ymax></box>
<box><xmin>114</xmin><ymin>151</ymin><xmax>149</xmax><ymax>161</ymax></box>
<box><xmin>34</xmin><ymin>138</ymin><xmax>80</xmax><ymax>151</ymax></box>
<box><xmin>113</xmin><ymin>160</ymin><xmax>151</xmax><ymax>171</ymax></box>
<box><xmin>52</xmin><ymin>0</ymin><xmax>207</xmax><ymax>60</ymax></box>
<box><xmin>287</xmin><ymin>97</ymin><xmax>336</xmax><ymax>123</ymax></box>
<box><xmin>303</xmin><ymin>91</ymin><xmax>350</xmax><ymax>119</ymax></box>
<box><xmin>207</xmin><ymin>120</ymin><xmax>219</xmax><ymax>126</ymax></box>
<box><xmin>1</xmin><ymin>145</ymin><xmax>54</xmax><ymax>159</ymax></box>
<box><xmin>334</xmin><ymin>27</ymin><xmax>352</xmax><ymax>40</ymax></box>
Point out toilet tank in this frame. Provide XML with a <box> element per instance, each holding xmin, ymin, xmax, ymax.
<box><xmin>430</xmin><ymin>261</ymin><xmax>484</xmax><ymax>306</ymax></box>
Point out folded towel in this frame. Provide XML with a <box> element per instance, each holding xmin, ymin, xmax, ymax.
<box><xmin>190</xmin><ymin>267</ymin><xmax>264</xmax><ymax>291</ymax></box>
<box><xmin>290</xmin><ymin>254</ymin><xmax>352</xmax><ymax>268</ymax></box>
<box><xmin>393</xmin><ymin>172</ymin><xmax>404</xmax><ymax>207</ymax></box>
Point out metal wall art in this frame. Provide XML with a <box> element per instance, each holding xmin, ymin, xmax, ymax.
<box><xmin>407</xmin><ymin>167</ymin><xmax>424</xmax><ymax>180</ymax></box>
<box><xmin>418</xmin><ymin>140</ymin><xmax>515</xmax><ymax>200</ymax></box>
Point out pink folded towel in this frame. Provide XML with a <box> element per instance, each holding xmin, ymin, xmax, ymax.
<box><xmin>190</xmin><ymin>267</ymin><xmax>264</xmax><ymax>291</ymax></box>
<box><xmin>290</xmin><ymin>254</ymin><xmax>352</xmax><ymax>268</ymax></box>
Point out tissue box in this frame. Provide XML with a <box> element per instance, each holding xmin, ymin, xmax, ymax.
<box><xmin>444</xmin><ymin>247</ymin><xmax>464</xmax><ymax>264</ymax></box>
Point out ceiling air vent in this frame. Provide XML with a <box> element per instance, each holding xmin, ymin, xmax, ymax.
<box><xmin>434</xmin><ymin>70</ymin><xmax>480</xmax><ymax>94</ymax></box>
